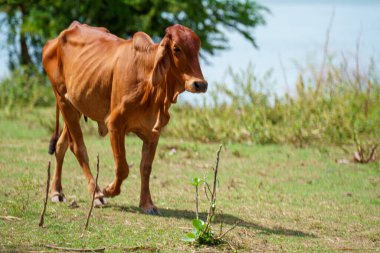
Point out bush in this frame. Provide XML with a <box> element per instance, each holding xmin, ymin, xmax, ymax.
<box><xmin>1</xmin><ymin>56</ymin><xmax>379</xmax><ymax>149</ymax></box>
<box><xmin>165</xmin><ymin>59</ymin><xmax>380</xmax><ymax>148</ymax></box>
<box><xmin>0</xmin><ymin>66</ymin><xmax>54</xmax><ymax>110</ymax></box>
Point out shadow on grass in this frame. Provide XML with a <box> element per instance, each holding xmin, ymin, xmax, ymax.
<box><xmin>109</xmin><ymin>204</ymin><xmax>316</xmax><ymax>238</ymax></box>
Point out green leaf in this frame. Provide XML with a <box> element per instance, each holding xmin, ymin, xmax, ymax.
<box><xmin>191</xmin><ymin>177</ymin><xmax>202</xmax><ymax>186</ymax></box>
<box><xmin>182</xmin><ymin>232</ymin><xmax>197</xmax><ymax>242</ymax></box>
<box><xmin>187</xmin><ymin>232</ymin><xmax>196</xmax><ymax>238</ymax></box>
<box><xmin>192</xmin><ymin>219</ymin><xmax>204</xmax><ymax>231</ymax></box>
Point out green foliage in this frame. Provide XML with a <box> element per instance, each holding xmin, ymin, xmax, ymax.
<box><xmin>0</xmin><ymin>0</ymin><xmax>268</xmax><ymax>67</ymax></box>
<box><xmin>1</xmin><ymin>52</ymin><xmax>378</xmax><ymax>152</ymax></box>
<box><xmin>165</xmin><ymin>60</ymin><xmax>380</xmax><ymax>149</ymax></box>
<box><xmin>190</xmin><ymin>177</ymin><xmax>202</xmax><ymax>187</ymax></box>
<box><xmin>0</xmin><ymin>66</ymin><xmax>54</xmax><ymax>110</ymax></box>
<box><xmin>183</xmin><ymin>218</ymin><xmax>221</xmax><ymax>245</ymax></box>
<box><xmin>184</xmin><ymin>146</ymin><xmax>227</xmax><ymax>246</ymax></box>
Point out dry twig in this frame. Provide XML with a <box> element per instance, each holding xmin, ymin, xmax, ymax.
<box><xmin>201</xmin><ymin>145</ymin><xmax>223</xmax><ymax>239</ymax></box>
<box><xmin>39</xmin><ymin>160</ymin><xmax>51</xmax><ymax>227</ymax></box>
<box><xmin>81</xmin><ymin>154</ymin><xmax>100</xmax><ymax>236</ymax></box>
<box><xmin>353</xmin><ymin>132</ymin><xmax>378</xmax><ymax>163</ymax></box>
<box><xmin>317</xmin><ymin>9</ymin><xmax>335</xmax><ymax>91</ymax></box>
<box><xmin>45</xmin><ymin>244</ymin><xmax>105</xmax><ymax>252</ymax></box>
<box><xmin>195</xmin><ymin>183</ymin><xmax>199</xmax><ymax>220</ymax></box>
<box><xmin>217</xmin><ymin>222</ymin><xmax>240</xmax><ymax>240</ymax></box>
<box><xmin>207</xmin><ymin>145</ymin><xmax>222</xmax><ymax>223</ymax></box>
<box><xmin>123</xmin><ymin>246</ymin><xmax>157</xmax><ymax>252</ymax></box>
<box><xmin>203</xmin><ymin>178</ymin><xmax>212</xmax><ymax>201</ymax></box>
<box><xmin>0</xmin><ymin>215</ymin><xmax>22</xmax><ymax>221</ymax></box>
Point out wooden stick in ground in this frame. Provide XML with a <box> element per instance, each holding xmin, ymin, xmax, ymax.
<box><xmin>39</xmin><ymin>160</ymin><xmax>51</xmax><ymax>227</ymax></box>
<box><xmin>195</xmin><ymin>184</ymin><xmax>199</xmax><ymax>220</ymax></box>
<box><xmin>206</xmin><ymin>144</ymin><xmax>223</xmax><ymax>224</ymax></box>
<box><xmin>201</xmin><ymin>144</ymin><xmax>223</xmax><ymax>238</ymax></box>
<box><xmin>82</xmin><ymin>154</ymin><xmax>100</xmax><ymax>235</ymax></box>
<box><xmin>203</xmin><ymin>179</ymin><xmax>212</xmax><ymax>201</ymax></box>
<box><xmin>45</xmin><ymin>244</ymin><xmax>105</xmax><ymax>252</ymax></box>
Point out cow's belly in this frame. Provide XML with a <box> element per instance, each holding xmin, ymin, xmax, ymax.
<box><xmin>66</xmin><ymin>82</ymin><xmax>111</xmax><ymax>122</ymax></box>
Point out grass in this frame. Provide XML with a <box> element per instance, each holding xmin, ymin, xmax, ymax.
<box><xmin>0</xmin><ymin>107</ymin><xmax>379</xmax><ymax>252</ymax></box>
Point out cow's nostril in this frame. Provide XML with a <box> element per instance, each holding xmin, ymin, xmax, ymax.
<box><xmin>192</xmin><ymin>81</ymin><xmax>207</xmax><ymax>92</ymax></box>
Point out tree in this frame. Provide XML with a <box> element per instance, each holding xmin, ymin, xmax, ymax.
<box><xmin>0</xmin><ymin>0</ymin><xmax>268</xmax><ymax>69</ymax></box>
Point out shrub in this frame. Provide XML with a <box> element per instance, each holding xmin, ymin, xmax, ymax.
<box><xmin>1</xmin><ymin>56</ymin><xmax>379</xmax><ymax>150</ymax></box>
<box><xmin>0</xmin><ymin>66</ymin><xmax>54</xmax><ymax>110</ymax></box>
<box><xmin>165</xmin><ymin>58</ymin><xmax>380</xmax><ymax>148</ymax></box>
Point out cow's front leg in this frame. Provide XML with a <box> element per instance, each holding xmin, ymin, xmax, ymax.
<box><xmin>103</xmin><ymin>123</ymin><xmax>129</xmax><ymax>197</ymax></box>
<box><xmin>139</xmin><ymin>140</ymin><xmax>160</xmax><ymax>215</ymax></box>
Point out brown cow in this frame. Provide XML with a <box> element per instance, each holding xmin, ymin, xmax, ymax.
<box><xmin>42</xmin><ymin>21</ymin><xmax>207</xmax><ymax>214</ymax></box>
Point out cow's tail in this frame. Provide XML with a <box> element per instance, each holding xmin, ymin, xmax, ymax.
<box><xmin>48</xmin><ymin>102</ymin><xmax>60</xmax><ymax>155</ymax></box>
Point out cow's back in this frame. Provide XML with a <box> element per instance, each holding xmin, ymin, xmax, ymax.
<box><xmin>43</xmin><ymin>22</ymin><xmax>128</xmax><ymax>122</ymax></box>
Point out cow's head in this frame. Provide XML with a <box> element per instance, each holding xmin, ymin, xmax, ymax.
<box><xmin>151</xmin><ymin>25</ymin><xmax>208</xmax><ymax>95</ymax></box>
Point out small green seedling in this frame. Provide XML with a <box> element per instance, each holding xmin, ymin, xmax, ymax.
<box><xmin>183</xmin><ymin>218</ymin><xmax>222</xmax><ymax>245</ymax></box>
<box><xmin>183</xmin><ymin>145</ymin><xmax>237</xmax><ymax>246</ymax></box>
<box><xmin>191</xmin><ymin>177</ymin><xmax>202</xmax><ymax>219</ymax></box>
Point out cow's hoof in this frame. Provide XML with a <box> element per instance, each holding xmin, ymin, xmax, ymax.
<box><xmin>94</xmin><ymin>196</ymin><xmax>107</xmax><ymax>207</ymax></box>
<box><xmin>51</xmin><ymin>192</ymin><xmax>66</xmax><ymax>203</ymax></box>
<box><xmin>143</xmin><ymin>207</ymin><xmax>161</xmax><ymax>215</ymax></box>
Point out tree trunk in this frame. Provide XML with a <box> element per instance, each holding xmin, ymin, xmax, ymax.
<box><xmin>19</xmin><ymin>4</ymin><xmax>32</xmax><ymax>66</ymax></box>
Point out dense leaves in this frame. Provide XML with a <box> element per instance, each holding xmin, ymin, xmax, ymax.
<box><xmin>0</xmin><ymin>0</ymin><xmax>268</xmax><ymax>68</ymax></box>
<box><xmin>0</xmin><ymin>66</ymin><xmax>52</xmax><ymax>108</ymax></box>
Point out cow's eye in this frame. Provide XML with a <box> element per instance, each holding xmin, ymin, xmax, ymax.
<box><xmin>173</xmin><ymin>46</ymin><xmax>181</xmax><ymax>53</ymax></box>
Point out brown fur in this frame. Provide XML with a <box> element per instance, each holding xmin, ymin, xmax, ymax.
<box><xmin>42</xmin><ymin>21</ymin><xmax>207</xmax><ymax>212</ymax></box>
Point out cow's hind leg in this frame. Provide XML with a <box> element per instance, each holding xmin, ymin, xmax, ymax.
<box><xmin>58</xmin><ymin>97</ymin><xmax>107</xmax><ymax>206</ymax></box>
<box><xmin>51</xmin><ymin>125</ymin><xmax>69</xmax><ymax>202</ymax></box>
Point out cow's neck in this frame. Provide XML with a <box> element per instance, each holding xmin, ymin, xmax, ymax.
<box><xmin>135</xmin><ymin>46</ymin><xmax>187</xmax><ymax>133</ymax></box>
<box><xmin>134</xmin><ymin>48</ymin><xmax>172</xmax><ymax>133</ymax></box>
<box><xmin>150</xmin><ymin>71</ymin><xmax>177</xmax><ymax>133</ymax></box>
<box><xmin>150</xmin><ymin>62</ymin><xmax>190</xmax><ymax>133</ymax></box>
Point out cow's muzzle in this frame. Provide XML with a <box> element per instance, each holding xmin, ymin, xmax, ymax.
<box><xmin>192</xmin><ymin>80</ymin><xmax>208</xmax><ymax>93</ymax></box>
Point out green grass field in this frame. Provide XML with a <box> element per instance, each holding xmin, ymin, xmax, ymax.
<box><xmin>0</xmin><ymin>108</ymin><xmax>379</xmax><ymax>252</ymax></box>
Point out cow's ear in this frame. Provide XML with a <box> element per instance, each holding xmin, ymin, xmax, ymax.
<box><xmin>151</xmin><ymin>35</ymin><xmax>171</xmax><ymax>87</ymax></box>
<box><xmin>133</xmin><ymin>32</ymin><xmax>154</xmax><ymax>52</ymax></box>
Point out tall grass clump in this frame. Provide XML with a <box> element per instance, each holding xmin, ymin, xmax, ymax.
<box><xmin>165</xmin><ymin>56</ymin><xmax>380</xmax><ymax>149</ymax></box>
<box><xmin>0</xmin><ymin>53</ymin><xmax>378</xmax><ymax>151</ymax></box>
<box><xmin>0</xmin><ymin>66</ymin><xmax>54</xmax><ymax>110</ymax></box>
